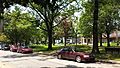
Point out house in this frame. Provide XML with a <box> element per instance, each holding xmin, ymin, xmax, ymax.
<box><xmin>55</xmin><ymin>36</ymin><xmax>93</xmax><ymax>45</ymax></box>
<box><xmin>102</xmin><ymin>31</ymin><xmax>120</xmax><ymax>43</ymax></box>
<box><xmin>80</xmin><ymin>37</ymin><xmax>93</xmax><ymax>45</ymax></box>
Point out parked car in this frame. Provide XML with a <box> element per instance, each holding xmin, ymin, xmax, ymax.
<box><xmin>0</xmin><ymin>43</ymin><xmax>2</xmax><ymax>50</ymax></box>
<box><xmin>10</xmin><ymin>45</ymin><xmax>18</xmax><ymax>52</ymax></box>
<box><xmin>2</xmin><ymin>44</ymin><xmax>10</xmax><ymax>50</ymax></box>
<box><xmin>0</xmin><ymin>44</ymin><xmax>2</xmax><ymax>50</ymax></box>
<box><xmin>17</xmin><ymin>45</ymin><xmax>33</xmax><ymax>53</ymax></box>
<box><xmin>57</xmin><ymin>46</ymin><xmax>95</xmax><ymax>62</ymax></box>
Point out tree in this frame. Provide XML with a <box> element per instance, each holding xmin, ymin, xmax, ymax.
<box><xmin>54</xmin><ymin>17</ymin><xmax>73</xmax><ymax>46</ymax></box>
<box><xmin>80</xmin><ymin>0</ymin><xmax>120</xmax><ymax>53</ymax></box>
<box><xmin>0</xmin><ymin>33</ymin><xmax>8</xmax><ymax>42</ymax></box>
<box><xmin>80</xmin><ymin>0</ymin><xmax>98</xmax><ymax>50</ymax></box>
<box><xmin>79</xmin><ymin>13</ymin><xmax>93</xmax><ymax>45</ymax></box>
<box><xmin>1</xmin><ymin>0</ymin><xmax>80</xmax><ymax>50</ymax></box>
<box><xmin>91</xmin><ymin>0</ymin><xmax>100</xmax><ymax>53</ymax></box>
<box><xmin>4</xmin><ymin>6</ymin><xmax>36</xmax><ymax>44</ymax></box>
<box><xmin>28</xmin><ymin>0</ymin><xmax>79</xmax><ymax>50</ymax></box>
<box><xmin>99</xmin><ymin>0</ymin><xmax>120</xmax><ymax>47</ymax></box>
<box><xmin>62</xmin><ymin>18</ymin><xmax>72</xmax><ymax>46</ymax></box>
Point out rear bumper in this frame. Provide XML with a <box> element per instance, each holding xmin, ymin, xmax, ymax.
<box><xmin>11</xmin><ymin>49</ymin><xmax>17</xmax><ymax>52</ymax></box>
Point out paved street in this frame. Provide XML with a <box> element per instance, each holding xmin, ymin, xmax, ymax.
<box><xmin>0</xmin><ymin>50</ymin><xmax>120</xmax><ymax>68</ymax></box>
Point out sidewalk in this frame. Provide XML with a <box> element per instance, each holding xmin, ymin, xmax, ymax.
<box><xmin>97</xmin><ymin>59</ymin><xmax>120</xmax><ymax>64</ymax></box>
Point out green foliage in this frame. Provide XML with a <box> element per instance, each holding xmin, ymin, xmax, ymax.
<box><xmin>99</xmin><ymin>0</ymin><xmax>120</xmax><ymax>33</ymax></box>
<box><xmin>0</xmin><ymin>33</ymin><xmax>8</xmax><ymax>42</ymax></box>
<box><xmin>4</xmin><ymin>7</ymin><xmax>36</xmax><ymax>43</ymax></box>
<box><xmin>28</xmin><ymin>0</ymin><xmax>80</xmax><ymax>50</ymax></box>
<box><xmin>30</xmin><ymin>44</ymin><xmax>91</xmax><ymax>52</ymax></box>
<box><xmin>79</xmin><ymin>0</ymin><xmax>120</xmax><ymax>37</ymax></box>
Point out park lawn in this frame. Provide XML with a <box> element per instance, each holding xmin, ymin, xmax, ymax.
<box><xmin>30</xmin><ymin>44</ymin><xmax>120</xmax><ymax>61</ymax></box>
<box><xmin>30</xmin><ymin>44</ymin><xmax>92</xmax><ymax>55</ymax></box>
<box><xmin>99</xmin><ymin>42</ymin><xmax>118</xmax><ymax>47</ymax></box>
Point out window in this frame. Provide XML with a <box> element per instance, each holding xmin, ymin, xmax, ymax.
<box><xmin>62</xmin><ymin>48</ymin><xmax>69</xmax><ymax>52</ymax></box>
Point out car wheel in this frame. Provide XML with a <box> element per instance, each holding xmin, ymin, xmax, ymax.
<box><xmin>57</xmin><ymin>54</ymin><xmax>62</xmax><ymax>59</ymax></box>
<box><xmin>75</xmin><ymin>56</ymin><xmax>81</xmax><ymax>63</ymax></box>
<box><xmin>10</xmin><ymin>48</ymin><xmax>12</xmax><ymax>52</ymax></box>
<box><xmin>21</xmin><ymin>51</ymin><xmax>24</xmax><ymax>54</ymax></box>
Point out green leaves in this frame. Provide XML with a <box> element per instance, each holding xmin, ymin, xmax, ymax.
<box><xmin>79</xmin><ymin>0</ymin><xmax>120</xmax><ymax>37</ymax></box>
<box><xmin>4</xmin><ymin>7</ymin><xmax>36</xmax><ymax>43</ymax></box>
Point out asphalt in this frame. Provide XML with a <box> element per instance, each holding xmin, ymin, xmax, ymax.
<box><xmin>1</xmin><ymin>50</ymin><xmax>120</xmax><ymax>68</ymax></box>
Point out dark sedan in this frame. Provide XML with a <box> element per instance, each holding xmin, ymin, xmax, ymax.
<box><xmin>57</xmin><ymin>46</ymin><xmax>95</xmax><ymax>62</ymax></box>
<box><xmin>2</xmin><ymin>44</ymin><xmax>10</xmax><ymax>50</ymax></box>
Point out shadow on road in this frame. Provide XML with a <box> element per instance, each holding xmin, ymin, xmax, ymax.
<box><xmin>40</xmin><ymin>65</ymin><xmax>95</xmax><ymax>68</ymax></box>
<box><xmin>0</xmin><ymin>53</ymin><xmax>39</xmax><ymax>58</ymax></box>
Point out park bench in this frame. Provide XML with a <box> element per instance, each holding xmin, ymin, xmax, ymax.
<box><xmin>105</xmin><ymin>47</ymin><xmax>120</xmax><ymax>54</ymax></box>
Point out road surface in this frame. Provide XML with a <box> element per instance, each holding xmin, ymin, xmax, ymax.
<box><xmin>0</xmin><ymin>50</ymin><xmax>120</xmax><ymax>68</ymax></box>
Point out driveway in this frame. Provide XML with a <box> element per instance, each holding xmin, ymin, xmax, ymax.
<box><xmin>0</xmin><ymin>50</ymin><xmax>120</xmax><ymax>68</ymax></box>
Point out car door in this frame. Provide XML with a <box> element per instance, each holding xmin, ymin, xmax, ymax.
<box><xmin>61</xmin><ymin>48</ymin><xmax>69</xmax><ymax>59</ymax></box>
<box><xmin>67</xmin><ymin>48</ymin><xmax>76</xmax><ymax>59</ymax></box>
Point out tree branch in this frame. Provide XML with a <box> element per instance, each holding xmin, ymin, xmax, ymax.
<box><xmin>52</xmin><ymin>16</ymin><xmax>67</xmax><ymax>28</ymax></box>
<box><xmin>29</xmin><ymin>1</ymin><xmax>50</xmax><ymax>31</ymax></box>
<box><xmin>29</xmin><ymin>2</ymin><xmax>46</xmax><ymax>23</ymax></box>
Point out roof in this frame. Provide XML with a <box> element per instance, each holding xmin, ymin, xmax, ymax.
<box><xmin>102</xmin><ymin>31</ymin><xmax>120</xmax><ymax>39</ymax></box>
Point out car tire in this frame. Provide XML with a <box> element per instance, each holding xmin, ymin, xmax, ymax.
<box><xmin>10</xmin><ymin>48</ymin><xmax>12</xmax><ymax>51</ymax></box>
<box><xmin>57</xmin><ymin>54</ymin><xmax>62</xmax><ymax>59</ymax></box>
<box><xmin>75</xmin><ymin>56</ymin><xmax>81</xmax><ymax>63</ymax></box>
<box><xmin>21</xmin><ymin>51</ymin><xmax>24</xmax><ymax>54</ymax></box>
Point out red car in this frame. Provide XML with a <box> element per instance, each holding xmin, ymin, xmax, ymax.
<box><xmin>57</xmin><ymin>46</ymin><xmax>95</xmax><ymax>62</ymax></box>
<box><xmin>10</xmin><ymin>45</ymin><xmax>18</xmax><ymax>52</ymax></box>
<box><xmin>17</xmin><ymin>46</ymin><xmax>33</xmax><ymax>53</ymax></box>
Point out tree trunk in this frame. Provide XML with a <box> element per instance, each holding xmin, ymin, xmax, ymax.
<box><xmin>92</xmin><ymin>0</ymin><xmax>100</xmax><ymax>54</ymax></box>
<box><xmin>76</xmin><ymin>33</ymin><xmax>77</xmax><ymax>46</ymax></box>
<box><xmin>106</xmin><ymin>31</ymin><xmax>110</xmax><ymax>47</ymax></box>
<box><xmin>87</xmin><ymin>39</ymin><xmax>89</xmax><ymax>45</ymax></box>
<box><xmin>15</xmin><ymin>29</ymin><xmax>18</xmax><ymax>45</ymax></box>
<box><xmin>64</xmin><ymin>34</ymin><xmax>67</xmax><ymax>46</ymax></box>
<box><xmin>47</xmin><ymin>29</ymin><xmax>52</xmax><ymax>50</ymax></box>
<box><xmin>100</xmin><ymin>33</ymin><xmax>103</xmax><ymax>46</ymax></box>
<box><xmin>53</xmin><ymin>37</ymin><xmax>55</xmax><ymax>45</ymax></box>
<box><xmin>0</xmin><ymin>19</ymin><xmax>3</xmax><ymax>32</ymax></box>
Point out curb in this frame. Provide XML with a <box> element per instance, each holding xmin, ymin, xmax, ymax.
<box><xmin>97</xmin><ymin>59</ymin><xmax>120</xmax><ymax>64</ymax></box>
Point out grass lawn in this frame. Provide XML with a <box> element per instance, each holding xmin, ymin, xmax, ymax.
<box><xmin>30</xmin><ymin>44</ymin><xmax>92</xmax><ymax>55</ymax></box>
<box><xmin>30</xmin><ymin>44</ymin><xmax>120</xmax><ymax>61</ymax></box>
<box><xmin>99</xmin><ymin>42</ymin><xmax>118</xmax><ymax>47</ymax></box>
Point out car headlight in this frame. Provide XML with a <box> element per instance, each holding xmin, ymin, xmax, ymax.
<box><xmin>83</xmin><ymin>55</ymin><xmax>89</xmax><ymax>58</ymax></box>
